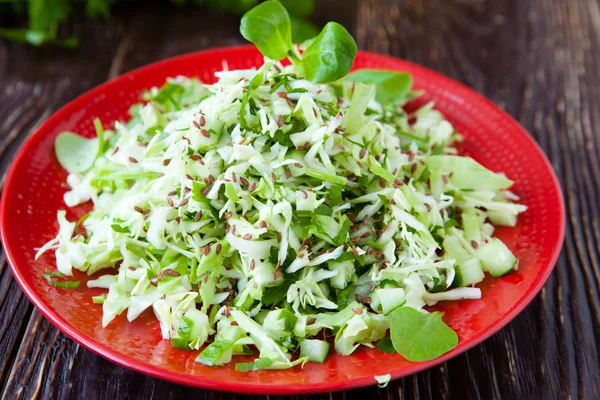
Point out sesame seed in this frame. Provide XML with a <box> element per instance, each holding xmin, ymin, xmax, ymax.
<box><xmin>128</xmin><ymin>157</ymin><xmax>138</xmax><ymax>163</ymax></box>
<box><xmin>243</xmin><ymin>234</ymin><xmax>252</xmax><ymax>240</ymax></box>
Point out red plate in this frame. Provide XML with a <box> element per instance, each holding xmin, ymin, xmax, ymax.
<box><xmin>0</xmin><ymin>46</ymin><xmax>565</xmax><ymax>394</ymax></box>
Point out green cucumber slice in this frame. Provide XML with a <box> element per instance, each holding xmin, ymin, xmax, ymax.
<box><xmin>300</xmin><ymin>339</ymin><xmax>330</xmax><ymax>363</ymax></box>
<box><xmin>477</xmin><ymin>238</ymin><xmax>517</xmax><ymax>277</ymax></box>
<box><xmin>454</xmin><ymin>258</ymin><xmax>485</xmax><ymax>287</ymax></box>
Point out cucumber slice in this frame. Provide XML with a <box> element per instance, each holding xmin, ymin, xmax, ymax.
<box><xmin>477</xmin><ymin>238</ymin><xmax>517</xmax><ymax>277</ymax></box>
<box><xmin>454</xmin><ymin>258</ymin><xmax>485</xmax><ymax>287</ymax></box>
<box><xmin>377</xmin><ymin>288</ymin><xmax>406</xmax><ymax>315</ymax></box>
<box><xmin>443</xmin><ymin>236</ymin><xmax>471</xmax><ymax>263</ymax></box>
<box><xmin>300</xmin><ymin>339</ymin><xmax>330</xmax><ymax>363</ymax></box>
<box><xmin>462</xmin><ymin>212</ymin><xmax>481</xmax><ymax>245</ymax></box>
<box><xmin>487</xmin><ymin>211</ymin><xmax>518</xmax><ymax>227</ymax></box>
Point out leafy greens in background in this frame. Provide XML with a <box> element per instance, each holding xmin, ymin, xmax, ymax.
<box><xmin>0</xmin><ymin>0</ymin><xmax>318</xmax><ymax>47</ymax></box>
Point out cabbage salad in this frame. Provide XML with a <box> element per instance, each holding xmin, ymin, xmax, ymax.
<box><xmin>37</xmin><ymin>1</ymin><xmax>526</xmax><ymax>370</ymax></box>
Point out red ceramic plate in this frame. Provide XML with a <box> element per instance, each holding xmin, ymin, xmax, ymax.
<box><xmin>0</xmin><ymin>46</ymin><xmax>565</xmax><ymax>394</ymax></box>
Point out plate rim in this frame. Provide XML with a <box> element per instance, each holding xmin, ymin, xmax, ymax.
<box><xmin>0</xmin><ymin>44</ymin><xmax>566</xmax><ymax>394</ymax></box>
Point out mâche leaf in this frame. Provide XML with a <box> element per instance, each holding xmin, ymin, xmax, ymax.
<box><xmin>55</xmin><ymin>132</ymin><xmax>100</xmax><ymax>173</ymax></box>
<box><xmin>240</xmin><ymin>0</ymin><xmax>293</xmax><ymax>60</ymax></box>
<box><xmin>299</xmin><ymin>22</ymin><xmax>357</xmax><ymax>83</ymax></box>
<box><xmin>390</xmin><ymin>307</ymin><xmax>458</xmax><ymax>362</ymax></box>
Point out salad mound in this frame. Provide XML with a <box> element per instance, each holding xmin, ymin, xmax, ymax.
<box><xmin>37</xmin><ymin>1</ymin><xmax>526</xmax><ymax>370</ymax></box>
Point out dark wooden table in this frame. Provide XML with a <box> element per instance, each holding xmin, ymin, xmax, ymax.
<box><xmin>1</xmin><ymin>1</ymin><xmax>599</xmax><ymax>399</ymax></box>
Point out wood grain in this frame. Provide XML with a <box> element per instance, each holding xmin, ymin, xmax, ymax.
<box><xmin>0</xmin><ymin>1</ymin><xmax>599</xmax><ymax>399</ymax></box>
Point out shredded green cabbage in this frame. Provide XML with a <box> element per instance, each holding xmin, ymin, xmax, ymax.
<box><xmin>37</xmin><ymin>59</ymin><xmax>526</xmax><ymax>370</ymax></box>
